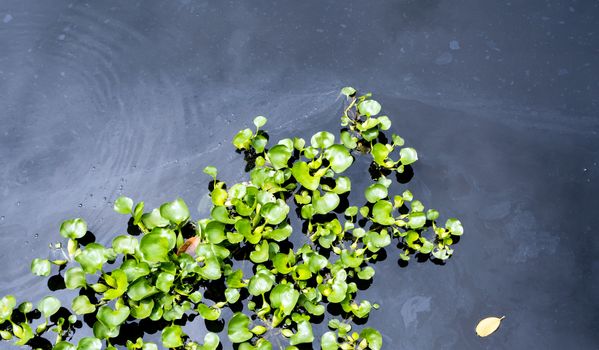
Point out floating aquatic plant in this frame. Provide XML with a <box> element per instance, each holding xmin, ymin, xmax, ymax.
<box><xmin>0</xmin><ymin>87</ymin><xmax>463</xmax><ymax>349</ymax></box>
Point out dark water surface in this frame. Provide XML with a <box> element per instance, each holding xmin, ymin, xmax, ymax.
<box><xmin>1</xmin><ymin>0</ymin><xmax>598</xmax><ymax>349</ymax></box>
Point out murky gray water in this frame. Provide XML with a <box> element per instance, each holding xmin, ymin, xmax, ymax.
<box><xmin>0</xmin><ymin>0</ymin><xmax>597</xmax><ymax>349</ymax></box>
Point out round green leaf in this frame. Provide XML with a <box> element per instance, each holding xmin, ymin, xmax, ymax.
<box><xmin>310</xmin><ymin>131</ymin><xmax>335</xmax><ymax>149</ymax></box>
<box><xmin>341</xmin><ymin>86</ymin><xmax>356</xmax><ymax>96</ymax></box>
<box><xmin>72</xmin><ymin>295</ymin><xmax>95</xmax><ymax>315</ymax></box>
<box><xmin>139</xmin><ymin>232</ymin><xmax>170</xmax><ymax>263</ymax></box>
<box><xmin>203</xmin><ymin>165</ymin><xmax>218</xmax><ymax>179</ymax></box>
<box><xmin>371</xmin><ymin>200</ymin><xmax>395</xmax><ymax>226</ymax></box>
<box><xmin>267</xmin><ymin>144</ymin><xmax>292</xmax><ymax>170</ymax></box>
<box><xmin>261</xmin><ymin>200</ymin><xmax>289</xmax><ymax>225</ymax></box>
<box><xmin>227</xmin><ymin>312</ymin><xmax>253</xmax><ymax>344</ymax></box>
<box><xmin>408</xmin><ymin>212</ymin><xmax>426</xmax><ymax>229</ymax></box>
<box><xmin>65</xmin><ymin>267</ymin><xmax>86</xmax><ymax>289</ymax></box>
<box><xmin>399</xmin><ymin>147</ymin><xmax>418</xmax><ymax>165</ymax></box>
<box><xmin>248</xmin><ymin>268</ymin><xmax>275</xmax><ymax>296</ymax></box>
<box><xmin>53</xmin><ymin>341</ymin><xmax>76</xmax><ymax>350</ymax></box>
<box><xmin>38</xmin><ymin>296</ymin><xmax>61</xmax><ymax>319</ymax></box>
<box><xmin>162</xmin><ymin>325</ymin><xmax>184</xmax><ymax>348</ymax></box>
<box><xmin>446</xmin><ymin>218</ymin><xmax>464</xmax><ymax>236</ymax></box>
<box><xmin>127</xmin><ymin>278</ymin><xmax>158</xmax><ymax>301</ymax></box>
<box><xmin>111</xmin><ymin>235</ymin><xmax>138</xmax><ymax>255</ymax></box>
<box><xmin>360</xmin><ymin>328</ymin><xmax>382</xmax><ymax>350</ymax></box>
<box><xmin>233</xmin><ymin>128</ymin><xmax>253</xmax><ymax>150</ymax></box>
<box><xmin>31</xmin><ymin>258</ymin><xmax>51</xmax><ymax>277</ymax></box>
<box><xmin>253</xmin><ymin>116</ymin><xmax>268</xmax><ymax>129</ymax></box>
<box><xmin>270</xmin><ymin>283</ymin><xmax>299</xmax><ymax>316</ymax></box>
<box><xmin>160</xmin><ymin>198</ymin><xmax>190</xmax><ymax>225</ymax></box>
<box><xmin>289</xmin><ymin>320</ymin><xmax>314</xmax><ymax>345</ymax></box>
<box><xmin>358</xmin><ymin>100</ymin><xmax>381</xmax><ymax>116</ymax></box>
<box><xmin>312</xmin><ymin>192</ymin><xmax>340</xmax><ymax>215</ymax></box>
<box><xmin>77</xmin><ymin>337</ymin><xmax>102</xmax><ymax>350</ymax></box>
<box><xmin>364</xmin><ymin>184</ymin><xmax>388</xmax><ymax>203</ymax></box>
<box><xmin>113</xmin><ymin>196</ymin><xmax>133</xmax><ymax>215</ymax></box>
<box><xmin>97</xmin><ymin>305</ymin><xmax>130</xmax><ymax>330</ymax></box>
<box><xmin>197</xmin><ymin>303</ymin><xmax>221</xmax><ymax>321</ymax></box>
<box><xmin>321</xmin><ymin>331</ymin><xmax>338</xmax><ymax>350</ymax></box>
<box><xmin>75</xmin><ymin>243</ymin><xmax>108</xmax><ymax>274</ymax></box>
<box><xmin>0</xmin><ymin>295</ymin><xmax>16</xmax><ymax>323</ymax></box>
<box><xmin>60</xmin><ymin>218</ymin><xmax>87</xmax><ymax>239</ymax></box>
<box><xmin>291</xmin><ymin>161</ymin><xmax>321</xmax><ymax>191</ymax></box>
<box><xmin>324</xmin><ymin>144</ymin><xmax>354</xmax><ymax>173</ymax></box>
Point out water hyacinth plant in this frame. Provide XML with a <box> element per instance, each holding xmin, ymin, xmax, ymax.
<box><xmin>0</xmin><ymin>87</ymin><xmax>463</xmax><ymax>349</ymax></box>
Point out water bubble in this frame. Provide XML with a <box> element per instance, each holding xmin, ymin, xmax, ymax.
<box><xmin>34</xmin><ymin>233</ymin><xmax>39</xmax><ymax>238</ymax></box>
<box><xmin>0</xmin><ymin>216</ymin><xmax>4</xmax><ymax>221</ymax></box>
<box><xmin>16</xmin><ymin>201</ymin><xmax>20</xmax><ymax>206</ymax></box>
<box><xmin>78</xmin><ymin>203</ymin><xmax>83</xmax><ymax>207</ymax></box>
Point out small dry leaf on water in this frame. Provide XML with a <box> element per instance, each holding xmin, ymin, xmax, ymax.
<box><xmin>475</xmin><ymin>316</ymin><xmax>505</xmax><ymax>337</ymax></box>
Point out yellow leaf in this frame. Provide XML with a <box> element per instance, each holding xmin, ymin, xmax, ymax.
<box><xmin>475</xmin><ymin>316</ymin><xmax>505</xmax><ymax>337</ymax></box>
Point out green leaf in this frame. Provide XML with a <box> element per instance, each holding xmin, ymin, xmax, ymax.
<box><xmin>0</xmin><ymin>295</ymin><xmax>16</xmax><ymax>323</ymax></box>
<box><xmin>53</xmin><ymin>341</ymin><xmax>76</xmax><ymax>350</ymax></box>
<box><xmin>399</xmin><ymin>147</ymin><xmax>418</xmax><ymax>165</ymax></box>
<box><xmin>360</xmin><ymin>328</ymin><xmax>382</xmax><ymax>350</ymax></box>
<box><xmin>363</xmin><ymin>230</ymin><xmax>391</xmax><ymax>252</ymax></box>
<box><xmin>321</xmin><ymin>331</ymin><xmax>338</xmax><ymax>350</ymax></box>
<box><xmin>378</xmin><ymin>116</ymin><xmax>392</xmax><ymax>130</ymax></box>
<box><xmin>205</xmin><ymin>220</ymin><xmax>226</xmax><ymax>244</ymax></box>
<box><xmin>111</xmin><ymin>235</ymin><xmax>138</xmax><ymax>255</ymax></box>
<box><xmin>357</xmin><ymin>266</ymin><xmax>376</xmax><ymax>280</ymax></box>
<box><xmin>263</xmin><ymin>223</ymin><xmax>293</xmax><ymax>241</ymax></box>
<box><xmin>155</xmin><ymin>271</ymin><xmax>175</xmax><ymax>293</ymax></box>
<box><xmin>248</xmin><ymin>268</ymin><xmax>275</xmax><ymax>296</ymax></box>
<box><xmin>227</xmin><ymin>312</ymin><xmax>253</xmax><ymax>344</ymax></box>
<box><xmin>233</xmin><ymin>128</ymin><xmax>254</xmax><ymax>150</ymax></box>
<box><xmin>197</xmin><ymin>303</ymin><xmax>221</xmax><ymax>321</ymax></box>
<box><xmin>225</xmin><ymin>288</ymin><xmax>241</xmax><ymax>304</ymax></box>
<box><xmin>38</xmin><ymin>296</ymin><xmax>61</xmax><ymax>319</ymax></box>
<box><xmin>93</xmin><ymin>320</ymin><xmax>119</xmax><ymax>340</ymax></box>
<box><xmin>341</xmin><ymin>86</ymin><xmax>356</xmax><ymax>97</ymax></box>
<box><xmin>203</xmin><ymin>165</ymin><xmax>218</xmax><ymax>179</ymax></box>
<box><xmin>140</xmin><ymin>208</ymin><xmax>169</xmax><ymax>230</ymax></box>
<box><xmin>371</xmin><ymin>200</ymin><xmax>395</xmax><ymax>225</ymax></box>
<box><xmin>312</xmin><ymin>192</ymin><xmax>340</xmax><ymax>215</ymax></box>
<box><xmin>160</xmin><ymin>198</ymin><xmax>190</xmax><ymax>225</ymax></box>
<box><xmin>340</xmin><ymin>131</ymin><xmax>358</xmax><ymax>149</ymax></box>
<box><xmin>269</xmin><ymin>283</ymin><xmax>299</xmax><ymax>316</ymax></box>
<box><xmin>72</xmin><ymin>295</ymin><xmax>95</xmax><ymax>315</ymax></box>
<box><xmin>121</xmin><ymin>259</ymin><xmax>150</xmax><ymax>282</ymax></box>
<box><xmin>162</xmin><ymin>325</ymin><xmax>184</xmax><ymax>348</ymax></box>
<box><xmin>139</xmin><ymin>232</ymin><xmax>171</xmax><ymax>263</ymax></box>
<box><xmin>261</xmin><ymin>199</ymin><xmax>290</xmax><ymax>225</ymax></box>
<box><xmin>60</xmin><ymin>218</ymin><xmax>87</xmax><ymax>239</ymax></box>
<box><xmin>65</xmin><ymin>267</ymin><xmax>86</xmax><ymax>289</ymax></box>
<box><xmin>407</xmin><ymin>212</ymin><xmax>427</xmax><ymax>229</ymax></box>
<box><xmin>291</xmin><ymin>161</ymin><xmax>320</xmax><ymax>191</ymax></box>
<box><xmin>31</xmin><ymin>258</ymin><xmax>51</xmax><ymax>277</ymax></box>
<box><xmin>426</xmin><ymin>209</ymin><xmax>440</xmax><ymax>221</ymax></box>
<box><xmin>250</xmin><ymin>240</ymin><xmax>270</xmax><ymax>264</ymax></box>
<box><xmin>364</xmin><ymin>184</ymin><xmax>388</xmax><ymax>203</ymax></box>
<box><xmin>324</xmin><ymin>144</ymin><xmax>354</xmax><ymax>173</ymax></box>
<box><xmin>127</xmin><ymin>278</ymin><xmax>158</xmax><ymax>301</ymax></box>
<box><xmin>310</xmin><ymin>131</ymin><xmax>335</xmax><ymax>149</ymax></box>
<box><xmin>18</xmin><ymin>302</ymin><xmax>32</xmax><ymax>314</ymax></box>
<box><xmin>358</xmin><ymin>100</ymin><xmax>381</xmax><ymax>116</ymax></box>
<box><xmin>77</xmin><ymin>337</ymin><xmax>102</xmax><ymax>350</ymax></box>
<box><xmin>289</xmin><ymin>320</ymin><xmax>314</xmax><ymax>345</ymax></box>
<box><xmin>267</xmin><ymin>144</ymin><xmax>293</xmax><ymax>170</ymax></box>
<box><xmin>75</xmin><ymin>243</ymin><xmax>108</xmax><ymax>274</ymax></box>
<box><xmin>200</xmin><ymin>332</ymin><xmax>220</xmax><ymax>350</ymax></box>
<box><xmin>371</xmin><ymin>143</ymin><xmax>391</xmax><ymax>167</ymax></box>
<box><xmin>113</xmin><ymin>196</ymin><xmax>133</xmax><ymax>214</ymax></box>
<box><xmin>97</xmin><ymin>304</ymin><xmax>130</xmax><ymax>330</ymax></box>
<box><xmin>253</xmin><ymin>116</ymin><xmax>268</xmax><ymax>129</ymax></box>
<box><xmin>446</xmin><ymin>218</ymin><xmax>464</xmax><ymax>236</ymax></box>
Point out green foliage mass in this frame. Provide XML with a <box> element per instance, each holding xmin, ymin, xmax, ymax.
<box><xmin>0</xmin><ymin>88</ymin><xmax>463</xmax><ymax>349</ymax></box>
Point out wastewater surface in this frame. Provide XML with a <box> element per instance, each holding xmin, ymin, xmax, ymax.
<box><xmin>0</xmin><ymin>0</ymin><xmax>598</xmax><ymax>349</ymax></box>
